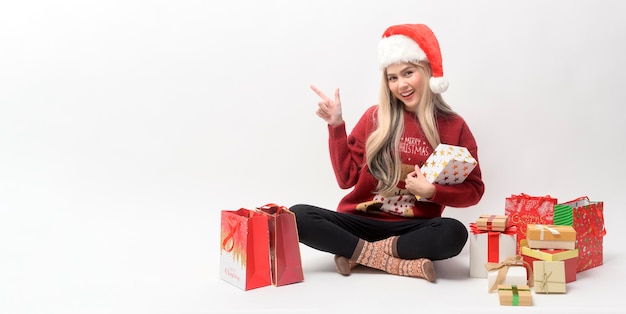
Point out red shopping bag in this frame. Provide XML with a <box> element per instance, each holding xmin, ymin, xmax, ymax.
<box><xmin>558</xmin><ymin>196</ymin><xmax>606</xmax><ymax>272</ymax></box>
<box><xmin>220</xmin><ymin>208</ymin><xmax>272</xmax><ymax>291</ymax></box>
<box><xmin>505</xmin><ymin>193</ymin><xmax>558</xmax><ymax>254</ymax></box>
<box><xmin>257</xmin><ymin>204</ymin><xmax>305</xmax><ymax>286</ymax></box>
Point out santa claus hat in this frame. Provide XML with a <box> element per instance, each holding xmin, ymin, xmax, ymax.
<box><xmin>378</xmin><ymin>23</ymin><xmax>448</xmax><ymax>94</ymax></box>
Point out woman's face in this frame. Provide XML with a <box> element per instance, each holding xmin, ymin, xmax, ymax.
<box><xmin>386</xmin><ymin>62</ymin><xmax>423</xmax><ymax>112</ymax></box>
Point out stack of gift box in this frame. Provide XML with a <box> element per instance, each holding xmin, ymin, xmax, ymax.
<box><xmin>469</xmin><ymin>212</ymin><xmax>590</xmax><ymax>306</ymax></box>
<box><xmin>422</xmin><ymin>145</ymin><xmax>606</xmax><ymax>306</ymax></box>
<box><xmin>504</xmin><ymin>194</ymin><xmax>605</xmax><ymax>273</ymax></box>
<box><xmin>469</xmin><ymin>214</ymin><xmax>532</xmax><ymax>305</ymax></box>
<box><xmin>523</xmin><ymin>224</ymin><xmax>576</xmax><ymax>294</ymax></box>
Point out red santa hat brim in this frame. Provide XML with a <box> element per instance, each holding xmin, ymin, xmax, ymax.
<box><xmin>377</xmin><ymin>24</ymin><xmax>449</xmax><ymax>93</ymax></box>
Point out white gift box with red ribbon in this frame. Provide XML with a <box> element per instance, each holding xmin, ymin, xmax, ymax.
<box><xmin>469</xmin><ymin>223</ymin><xmax>517</xmax><ymax>278</ymax></box>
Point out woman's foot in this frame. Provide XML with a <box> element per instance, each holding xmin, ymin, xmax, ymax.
<box><xmin>416</xmin><ymin>258</ymin><xmax>436</xmax><ymax>282</ymax></box>
<box><xmin>355</xmin><ymin>239</ymin><xmax>437</xmax><ymax>282</ymax></box>
<box><xmin>334</xmin><ymin>255</ymin><xmax>357</xmax><ymax>276</ymax></box>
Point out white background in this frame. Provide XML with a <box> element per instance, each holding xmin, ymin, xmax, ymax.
<box><xmin>1</xmin><ymin>1</ymin><xmax>624</xmax><ymax>313</ymax></box>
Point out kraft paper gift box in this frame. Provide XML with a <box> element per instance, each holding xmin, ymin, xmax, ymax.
<box><xmin>497</xmin><ymin>284</ymin><xmax>532</xmax><ymax>306</ymax></box>
<box><xmin>521</xmin><ymin>240</ymin><xmax>578</xmax><ymax>283</ymax></box>
<box><xmin>486</xmin><ymin>255</ymin><xmax>533</xmax><ymax>293</ymax></box>
<box><xmin>526</xmin><ymin>224</ymin><xmax>576</xmax><ymax>250</ymax></box>
<box><xmin>469</xmin><ymin>223</ymin><xmax>517</xmax><ymax>278</ymax></box>
<box><xmin>533</xmin><ymin>260</ymin><xmax>567</xmax><ymax>294</ymax></box>
<box><xmin>476</xmin><ymin>214</ymin><xmax>509</xmax><ymax>232</ymax></box>
<box><xmin>420</xmin><ymin>143</ymin><xmax>477</xmax><ymax>183</ymax></box>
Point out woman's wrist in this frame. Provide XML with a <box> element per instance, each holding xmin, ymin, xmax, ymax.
<box><xmin>421</xmin><ymin>184</ymin><xmax>435</xmax><ymax>199</ymax></box>
<box><xmin>329</xmin><ymin>119</ymin><xmax>344</xmax><ymax>127</ymax></box>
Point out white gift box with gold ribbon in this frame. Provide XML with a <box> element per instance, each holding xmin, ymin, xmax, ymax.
<box><xmin>485</xmin><ymin>255</ymin><xmax>533</xmax><ymax>293</ymax></box>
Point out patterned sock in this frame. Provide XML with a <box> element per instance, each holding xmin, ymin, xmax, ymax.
<box><xmin>354</xmin><ymin>239</ymin><xmax>436</xmax><ymax>282</ymax></box>
<box><xmin>381</xmin><ymin>236</ymin><xmax>400</xmax><ymax>257</ymax></box>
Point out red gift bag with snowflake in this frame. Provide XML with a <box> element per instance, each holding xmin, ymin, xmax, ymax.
<box><xmin>557</xmin><ymin>196</ymin><xmax>606</xmax><ymax>272</ymax></box>
<box><xmin>505</xmin><ymin>194</ymin><xmax>558</xmax><ymax>254</ymax></box>
<box><xmin>220</xmin><ymin>208</ymin><xmax>271</xmax><ymax>291</ymax></box>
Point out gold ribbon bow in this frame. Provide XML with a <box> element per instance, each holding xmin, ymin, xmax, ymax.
<box><xmin>485</xmin><ymin>255</ymin><xmax>534</xmax><ymax>293</ymax></box>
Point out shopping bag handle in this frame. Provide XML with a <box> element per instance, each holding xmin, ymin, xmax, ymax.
<box><xmin>562</xmin><ymin>196</ymin><xmax>606</xmax><ymax>237</ymax></box>
<box><xmin>564</xmin><ymin>196</ymin><xmax>590</xmax><ymax>204</ymax></box>
<box><xmin>258</xmin><ymin>203</ymin><xmax>289</xmax><ymax>214</ymax></box>
<box><xmin>518</xmin><ymin>193</ymin><xmax>555</xmax><ymax>202</ymax></box>
<box><xmin>593</xmin><ymin>207</ymin><xmax>607</xmax><ymax>237</ymax></box>
<box><xmin>513</xmin><ymin>194</ymin><xmax>556</xmax><ymax>214</ymax></box>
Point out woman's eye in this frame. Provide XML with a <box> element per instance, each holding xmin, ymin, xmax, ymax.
<box><xmin>405</xmin><ymin>71</ymin><xmax>413</xmax><ymax>76</ymax></box>
<box><xmin>388</xmin><ymin>77</ymin><xmax>397</xmax><ymax>82</ymax></box>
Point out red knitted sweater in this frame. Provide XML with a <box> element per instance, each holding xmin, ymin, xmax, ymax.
<box><xmin>328</xmin><ymin>105</ymin><xmax>484</xmax><ymax>221</ymax></box>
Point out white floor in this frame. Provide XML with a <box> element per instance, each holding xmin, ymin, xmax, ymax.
<box><xmin>0</xmin><ymin>196</ymin><xmax>621</xmax><ymax>314</ymax></box>
<box><xmin>209</xmin><ymin>241</ymin><xmax>623</xmax><ymax>314</ymax></box>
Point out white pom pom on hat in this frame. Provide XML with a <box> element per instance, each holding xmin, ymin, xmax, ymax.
<box><xmin>378</xmin><ymin>23</ymin><xmax>449</xmax><ymax>94</ymax></box>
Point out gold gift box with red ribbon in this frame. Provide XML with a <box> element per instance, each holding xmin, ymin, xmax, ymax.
<box><xmin>476</xmin><ymin>214</ymin><xmax>509</xmax><ymax>232</ymax></box>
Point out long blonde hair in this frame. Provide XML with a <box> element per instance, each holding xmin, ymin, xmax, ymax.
<box><xmin>365</xmin><ymin>62</ymin><xmax>456</xmax><ymax>194</ymax></box>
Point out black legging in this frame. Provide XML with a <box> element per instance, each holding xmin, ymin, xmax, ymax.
<box><xmin>290</xmin><ymin>204</ymin><xmax>468</xmax><ymax>261</ymax></box>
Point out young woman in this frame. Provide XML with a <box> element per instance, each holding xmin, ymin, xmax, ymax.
<box><xmin>290</xmin><ymin>23</ymin><xmax>484</xmax><ymax>282</ymax></box>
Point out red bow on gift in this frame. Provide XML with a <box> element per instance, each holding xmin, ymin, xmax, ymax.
<box><xmin>470</xmin><ymin>223</ymin><xmax>517</xmax><ymax>235</ymax></box>
<box><xmin>470</xmin><ymin>223</ymin><xmax>517</xmax><ymax>264</ymax></box>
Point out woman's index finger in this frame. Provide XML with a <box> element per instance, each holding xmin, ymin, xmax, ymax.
<box><xmin>310</xmin><ymin>85</ymin><xmax>329</xmax><ymax>101</ymax></box>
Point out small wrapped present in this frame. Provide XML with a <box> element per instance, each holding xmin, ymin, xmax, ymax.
<box><xmin>469</xmin><ymin>223</ymin><xmax>517</xmax><ymax>278</ymax></box>
<box><xmin>486</xmin><ymin>255</ymin><xmax>533</xmax><ymax>293</ymax></box>
<box><xmin>533</xmin><ymin>261</ymin><xmax>567</xmax><ymax>294</ymax></box>
<box><xmin>497</xmin><ymin>284</ymin><xmax>532</xmax><ymax>306</ymax></box>
<box><xmin>420</xmin><ymin>143</ymin><xmax>477</xmax><ymax>185</ymax></box>
<box><xmin>526</xmin><ymin>224</ymin><xmax>576</xmax><ymax>250</ymax></box>
<box><xmin>521</xmin><ymin>240</ymin><xmax>578</xmax><ymax>283</ymax></box>
<box><xmin>476</xmin><ymin>214</ymin><xmax>509</xmax><ymax>232</ymax></box>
